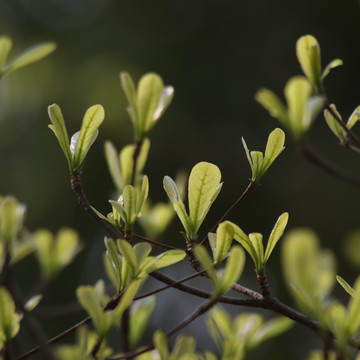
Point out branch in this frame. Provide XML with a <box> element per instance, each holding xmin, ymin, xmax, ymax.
<box><xmin>299</xmin><ymin>142</ymin><xmax>360</xmax><ymax>187</ymax></box>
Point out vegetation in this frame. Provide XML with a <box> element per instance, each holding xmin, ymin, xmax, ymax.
<box><xmin>1</xmin><ymin>33</ymin><xmax>360</xmax><ymax>360</ymax></box>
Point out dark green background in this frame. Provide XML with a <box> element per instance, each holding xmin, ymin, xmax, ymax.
<box><xmin>1</xmin><ymin>0</ymin><xmax>360</xmax><ymax>358</ymax></box>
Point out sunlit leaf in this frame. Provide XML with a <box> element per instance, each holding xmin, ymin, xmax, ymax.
<box><xmin>296</xmin><ymin>35</ymin><xmax>321</xmax><ymax>91</ymax></box>
<box><xmin>324</xmin><ymin>104</ymin><xmax>346</xmax><ymax>143</ymax></box>
<box><xmin>347</xmin><ymin>277</ymin><xmax>360</xmax><ymax>335</ymax></box>
<box><xmin>0</xmin><ymin>286</ymin><xmax>21</xmax><ymax>341</ymax></box>
<box><xmin>262</xmin><ymin>128</ymin><xmax>285</xmax><ymax>173</ymax></box>
<box><xmin>254</xmin><ymin>88</ymin><xmax>288</xmax><ymax>127</ymax></box>
<box><xmin>249</xmin><ymin>233</ymin><xmax>263</xmax><ymax>272</ymax></box>
<box><xmin>193</xmin><ymin>245</ymin><xmax>218</xmax><ymax>288</ymax></box>
<box><xmin>120</xmin><ymin>72</ymin><xmax>137</xmax><ymax>114</ymax></box>
<box><xmin>173</xmin><ymin>202</ymin><xmax>191</xmax><ymax>237</ymax></box>
<box><xmin>172</xmin><ymin>334</ymin><xmax>196</xmax><ymax>357</ymax></box>
<box><xmin>147</xmin><ymin>249</ymin><xmax>186</xmax><ymax>272</ymax></box>
<box><xmin>163</xmin><ymin>176</ymin><xmax>183</xmax><ymax>204</ymax></box>
<box><xmin>104</xmin><ymin>238</ymin><xmax>122</xmax><ymax>291</ymax></box>
<box><xmin>321</xmin><ymin>58</ymin><xmax>343</xmax><ymax>81</ymax></box>
<box><xmin>24</xmin><ymin>294</ymin><xmax>43</xmax><ymax>312</ymax></box>
<box><xmin>123</xmin><ymin>185</ymin><xmax>137</xmax><ymax>229</ymax></box>
<box><xmin>336</xmin><ymin>275</ymin><xmax>355</xmax><ymax>297</ymax></box>
<box><xmin>129</xmin><ymin>296</ymin><xmax>156</xmax><ymax>348</ymax></box>
<box><xmin>347</xmin><ymin>105</ymin><xmax>360</xmax><ymax>130</ymax></box>
<box><xmin>188</xmin><ymin>162</ymin><xmax>222</xmax><ymax>237</ymax></box>
<box><xmin>264</xmin><ymin>212</ymin><xmax>289</xmax><ymax>262</ymax></box>
<box><xmin>153</xmin><ymin>330</ymin><xmax>169</xmax><ymax>360</ymax></box>
<box><xmin>73</xmin><ymin>105</ymin><xmax>105</xmax><ymax>169</ymax></box>
<box><xmin>0</xmin><ymin>36</ymin><xmax>12</xmax><ymax>72</ymax></box>
<box><xmin>104</xmin><ymin>141</ymin><xmax>122</xmax><ymax>194</ymax></box>
<box><xmin>3</xmin><ymin>42</ymin><xmax>56</xmax><ymax>75</ymax></box>
<box><xmin>214</xmin><ymin>222</ymin><xmax>234</xmax><ymax>264</ymax></box>
<box><xmin>117</xmin><ymin>239</ymin><xmax>138</xmax><ymax>276</ymax></box>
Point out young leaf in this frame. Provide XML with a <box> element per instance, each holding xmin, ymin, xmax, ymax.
<box><xmin>129</xmin><ymin>297</ymin><xmax>156</xmax><ymax>348</ymax></box>
<box><xmin>324</xmin><ymin>104</ymin><xmax>346</xmax><ymax>143</ymax></box>
<box><xmin>347</xmin><ymin>105</ymin><xmax>360</xmax><ymax>130</ymax></box>
<box><xmin>336</xmin><ymin>275</ymin><xmax>355</xmax><ymax>297</ymax></box>
<box><xmin>104</xmin><ymin>238</ymin><xmax>122</xmax><ymax>291</ymax></box>
<box><xmin>193</xmin><ymin>245</ymin><xmax>218</xmax><ymax>288</ymax></box>
<box><xmin>296</xmin><ymin>35</ymin><xmax>322</xmax><ymax>92</ymax></box>
<box><xmin>163</xmin><ymin>176</ymin><xmax>183</xmax><ymax>204</ymax></box>
<box><xmin>172</xmin><ymin>334</ymin><xmax>196</xmax><ymax>357</ymax></box>
<box><xmin>117</xmin><ymin>239</ymin><xmax>138</xmax><ymax>277</ymax></box>
<box><xmin>262</xmin><ymin>128</ymin><xmax>285</xmax><ymax>173</ymax></box>
<box><xmin>0</xmin><ymin>286</ymin><xmax>21</xmax><ymax>342</ymax></box>
<box><xmin>73</xmin><ymin>105</ymin><xmax>105</xmax><ymax>169</ymax></box>
<box><xmin>153</xmin><ymin>330</ymin><xmax>169</xmax><ymax>360</ymax></box>
<box><xmin>254</xmin><ymin>88</ymin><xmax>288</xmax><ymax>127</ymax></box>
<box><xmin>284</xmin><ymin>76</ymin><xmax>312</xmax><ymax>139</ymax></box>
<box><xmin>147</xmin><ymin>249</ymin><xmax>186</xmax><ymax>272</ymax></box>
<box><xmin>347</xmin><ymin>277</ymin><xmax>360</xmax><ymax>336</ymax></box>
<box><xmin>188</xmin><ymin>162</ymin><xmax>222</xmax><ymax>237</ymax></box>
<box><xmin>321</xmin><ymin>58</ymin><xmax>343</xmax><ymax>81</ymax></box>
<box><xmin>0</xmin><ymin>36</ymin><xmax>12</xmax><ymax>71</ymax></box>
<box><xmin>123</xmin><ymin>185</ymin><xmax>137</xmax><ymax>228</ymax></box>
<box><xmin>120</xmin><ymin>72</ymin><xmax>137</xmax><ymax>114</ymax></box>
<box><xmin>24</xmin><ymin>294</ymin><xmax>43</xmax><ymax>312</ymax></box>
<box><xmin>214</xmin><ymin>222</ymin><xmax>234</xmax><ymax>264</ymax></box>
<box><xmin>248</xmin><ymin>233</ymin><xmax>263</xmax><ymax>272</ymax></box>
<box><xmin>104</xmin><ymin>141</ymin><xmax>123</xmax><ymax>194</ymax></box>
<box><xmin>217</xmin><ymin>246</ymin><xmax>245</xmax><ymax>296</ymax></box>
<box><xmin>3</xmin><ymin>42</ymin><xmax>56</xmax><ymax>76</ymax></box>
<box><xmin>48</xmin><ymin>104</ymin><xmax>72</xmax><ymax>170</ymax></box>
<box><xmin>264</xmin><ymin>212</ymin><xmax>289</xmax><ymax>262</ymax></box>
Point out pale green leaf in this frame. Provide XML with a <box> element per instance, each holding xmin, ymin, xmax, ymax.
<box><xmin>172</xmin><ymin>334</ymin><xmax>196</xmax><ymax>357</ymax></box>
<box><xmin>0</xmin><ymin>286</ymin><xmax>21</xmax><ymax>341</ymax></box>
<box><xmin>3</xmin><ymin>42</ymin><xmax>56</xmax><ymax>75</ymax></box>
<box><xmin>135</xmin><ymin>138</ymin><xmax>151</xmax><ymax>182</ymax></box>
<box><xmin>24</xmin><ymin>294</ymin><xmax>43</xmax><ymax>312</ymax></box>
<box><xmin>120</xmin><ymin>72</ymin><xmax>137</xmax><ymax>112</ymax></box>
<box><xmin>249</xmin><ymin>233</ymin><xmax>263</xmax><ymax>272</ymax></box>
<box><xmin>109</xmin><ymin>199</ymin><xmax>126</xmax><ymax>224</ymax></box>
<box><xmin>296</xmin><ymin>35</ymin><xmax>321</xmax><ymax>90</ymax></box>
<box><xmin>321</xmin><ymin>58</ymin><xmax>343</xmax><ymax>80</ymax></box>
<box><xmin>117</xmin><ymin>239</ymin><xmax>138</xmax><ymax>276</ymax></box>
<box><xmin>241</xmin><ymin>137</ymin><xmax>253</xmax><ymax>168</ymax></box>
<box><xmin>250</xmin><ymin>151</ymin><xmax>263</xmax><ymax>181</ymax></box>
<box><xmin>73</xmin><ymin>105</ymin><xmax>105</xmax><ymax>168</ymax></box>
<box><xmin>188</xmin><ymin>162</ymin><xmax>222</xmax><ymax>237</ymax></box>
<box><xmin>153</xmin><ymin>330</ymin><xmax>169</xmax><ymax>360</ymax></box>
<box><xmin>284</xmin><ymin>76</ymin><xmax>312</xmax><ymax>139</ymax></box>
<box><xmin>336</xmin><ymin>275</ymin><xmax>355</xmax><ymax>297</ymax></box>
<box><xmin>254</xmin><ymin>88</ymin><xmax>288</xmax><ymax>127</ymax></box>
<box><xmin>112</xmin><ymin>279</ymin><xmax>141</xmax><ymax>320</ymax></box>
<box><xmin>104</xmin><ymin>141</ymin><xmax>122</xmax><ymax>194</ymax></box>
<box><xmin>69</xmin><ymin>131</ymin><xmax>80</xmax><ymax>158</ymax></box>
<box><xmin>227</xmin><ymin>221</ymin><xmax>258</xmax><ymax>266</ymax></box>
<box><xmin>173</xmin><ymin>201</ymin><xmax>191</xmax><ymax>237</ymax></box>
<box><xmin>262</xmin><ymin>128</ymin><xmax>285</xmax><ymax>173</ymax></box>
<box><xmin>324</xmin><ymin>104</ymin><xmax>346</xmax><ymax>143</ymax></box>
<box><xmin>217</xmin><ymin>246</ymin><xmax>245</xmax><ymax>296</ymax></box>
<box><xmin>133</xmin><ymin>242</ymin><xmax>152</xmax><ymax>269</ymax></box>
<box><xmin>48</xmin><ymin>104</ymin><xmax>72</xmax><ymax>169</ymax></box>
<box><xmin>135</xmin><ymin>175</ymin><xmax>149</xmax><ymax>220</ymax></box>
<box><xmin>193</xmin><ymin>245</ymin><xmax>218</xmax><ymax>288</ymax></box>
<box><xmin>137</xmin><ymin>73</ymin><xmax>164</xmax><ymax>135</ymax></box>
<box><xmin>153</xmin><ymin>86</ymin><xmax>174</xmax><ymax>122</ymax></box>
<box><xmin>264</xmin><ymin>212</ymin><xmax>289</xmax><ymax>262</ymax></box>
<box><xmin>347</xmin><ymin>105</ymin><xmax>360</xmax><ymax>130</ymax></box>
<box><xmin>104</xmin><ymin>238</ymin><xmax>122</xmax><ymax>290</ymax></box>
<box><xmin>303</xmin><ymin>95</ymin><xmax>325</xmax><ymax>130</ymax></box>
<box><xmin>0</xmin><ymin>36</ymin><xmax>12</xmax><ymax>70</ymax></box>
<box><xmin>214</xmin><ymin>222</ymin><xmax>235</xmax><ymax>264</ymax></box>
<box><xmin>34</xmin><ymin>229</ymin><xmax>54</xmax><ymax>278</ymax></box>
<box><xmin>76</xmin><ymin>286</ymin><xmax>112</xmax><ymax>339</ymax></box>
<box><xmin>120</xmin><ymin>145</ymin><xmax>134</xmax><ymax>187</ymax></box>
<box><xmin>129</xmin><ymin>296</ymin><xmax>156</xmax><ymax>348</ymax></box>
<box><xmin>163</xmin><ymin>176</ymin><xmax>183</xmax><ymax>204</ymax></box>
<box><xmin>250</xmin><ymin>317</ymin><xmax>293</xmax><ymax>349</ymax></box>
<box><xmin>147</xmin><ymin>249</ymin><xmax>186</xmax><ymax>272</ymax></box>
<box><xmin>55</xmin><ymin>228</ymin><xmax>81</xmax><ymax>268</ymax></box>
<box><xmin>123</xmin><ymin>185</ymin><xmax>137</xmax><ymax>229</ymax></box>
<box><xmin>347</xmin><ymin>277</ymin><xmax>360</xmax><ymax>335</ymax></box>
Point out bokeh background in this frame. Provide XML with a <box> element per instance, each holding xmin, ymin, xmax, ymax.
<box><xmin>1</xmin><ymin>0</ymin><xmax>360</xmax><ymax>358</ymax></box>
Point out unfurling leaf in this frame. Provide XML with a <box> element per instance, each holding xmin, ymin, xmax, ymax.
<box><xmin>0</xmin><ymin>286</ymin><xmax>21</xmax><ymax>342</ymax></box>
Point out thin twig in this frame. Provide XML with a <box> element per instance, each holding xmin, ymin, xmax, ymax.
<box><xmin>299</xmin><ymin>142</ymin><xmax>360</xmax><ymax>187</ymax></box>
<box><xmin>199</xmin><ymin>181</ymin><xmax>257</xmax><ymax>246</ymax></box>
<box><xmin>132</xmin><ymin>232</ymin><xmax>181</xmax><ymax>250</ymax></box>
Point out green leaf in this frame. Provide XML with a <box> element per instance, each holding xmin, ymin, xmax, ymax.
<box><xmin>123</xmin><ymin>185</ymin><xmax>137</xmax><ymax>229</ymax></box>
<box><xmin>76</xmin><ymin>285</ymin><xmax>112</xmax><ymax>339</ymax></box>
<box><xmin>105</xmin><ymin>238</ymin><xmax>122</xmax><ymax>291</ymax></box>
<box><xmin>3</xmin><ymin>42</ymin><xmax>56</xmax><ymax>76</ymax></box>
<box><xmin>303</xmin><ymin>95</ymin><xmax>326</xmax><ymax>131</ymax></box>
<box><xmin>112</xmin><ymin>279</ymin><xmax>141</xmax><ymax>319</ymax></box>
<box><xmin>227</xmin><ymin>221</ymin><xmax>258</xmax><ymax>267</ymax></box>
<box><xmin>0</xmin><ymin>286</ymin><xmax>21</xmax><ymax>342</ymax></box>
<box><xmin>0</xmin><ymin>196</ymin><xmax>26</xmax><ymax>247</ymax></box>
<box><xmin>173</xmin><ymin>201</ymin><xmax>191</xmax><ymax>238</ymax></box>
<box><xmin>321</xmin><ymin>58</ymin><xmax>343</xmax><ymax>81</ymax></box>
<box><xmin>296</xmin><ymin>35</ymin><xmax>322</xmax><ymax>91</ymax></box>
<box><xmin>264</xmin><ymin>212</ymin><xmax>289</xmax><ymax>263</ymax></box>
<box><xmin>336</xmin><ymin>275</ymin><xmax>355</xmax><ymax>297</ymax></box>
<box><xmin>347</xmin><ymin>105</ymin><xmax>360</xmax><ymax>130</ymax></box>
<box><xmin>249</xmin><ymin>233</ymin><xmax>263</xmax><ymax>272</ymax></box>
<box><xmin>129</xmin><ymin>296</ymin><xmax>156</xmax><ymax>348</ymax></box>
<box><xmin>254</xmin><ymin>88</ymin><xmax>288</xmax><ymax>127</ymax></box>
<box><xmin>135</xmin><ymin>175</ymin><xmax>149</xmax><ymax>220</ymax></box>
<box><xmin>193</xmin><ymin>245</ymin><xmax>218</xmax><ymax>288</ymax></box>
<box><xmin>172</xmin><ymin>334</ymin><xmax>196</xmax><ymax>357</ymax></box>
<box><xmin>153</xmin><ymin>330</ymin><xmax>169</xmax><ymax>360</ymax></box>
<box><xmin>214</xmin><ymin>222</ymin><xmax>235</xmax><ymax>264</ymax></box>
<box><xmin>133</xmin><ymin>242</ymin><xmax>152</xmax><ymax>271</ymax></box>
<box><xmin>0</xmin><ymin>36</ymin><xmax>12</xmax><ymax>71</ymax></box>
<box><xmin>73</xmin><ymin>105</ymin><xmax>105</xmax><ymax>169</ymax></box>
<box><xmin>249</xmin><ymin>316</ymin><xmax>293</xmax><ymax>349</ymax></box>
<box><xmin>163</xmin><ymin>175</ymin><xmax>183</xmax><ymax>204</ymax></box>
<box><xmin>147</xmin><ymin>249</ymin><xmax>186</xmax><ymax>272</ymax></box>
<box><xmin>55</xmin><ymin>228</ymin><xmax>81</xmax><ymax>269</ymax></box>
<box><xmin>324</xmin><ymin>104</ymin><xmax>346</xmax><ymax>143</ymax></box>
<box><xmin>119</xmin><ymin>144</ymin><xmax>134</xmax><ymax>187</ymax></box>
<box><xmin>217</xmin><ymin>246</ymin><xmax>245</xmax><ymax>296</ymax></box>
<box><xmin>262</xmin><ymin>128</ymin><xmax>285</xmax><ymax>173</ymax></box>
<box><xmin>24</xmin><ymin>294</ymin><xmax>43</xmax><ymax>312</ymax></box>
<box><xmin>137</xmin><ymin>73</ymin><xmax>165</xmax><ymax>135</ymax></box>
<box><xmin>117</xmin><ymin>239</ymin><xmax>138</xmax><ymax>277</ymax></box>
<box><xmin>284</xmin><ymin>76</ymin><xmax>312</xmax><ymax>139</ymax></box>
<box><xmin>120</xmin><ymin>72</ymin><xmax>137</xmax><ymax>114</ymax></box>
<box><xmin>188</xmin><ymin>162</ymin><xmax>222</xmax><ymax>238</ymax></box>
<box><xmin>347</xmin><ymin>277</ymin><xmax>360</xmax><ymax>335</ymax></box>
<box><xmin>250</xmin><ymin>151</ymin><xmax>263</xmax><ymax>181</ymax></box>
<box><xmin>104</xmin><ymin>141</ymin><xmax>122</xmax><ymax>194</ymax></box>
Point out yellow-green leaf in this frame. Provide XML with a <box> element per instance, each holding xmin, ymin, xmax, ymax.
<box><xmin>249</xmin><ymin>233</ymin><xmax>263</xmax><ymax>272</ymax></box>
<box><xmin>296</xmin><ymin>35</ymin><xmax>321</xmax><ymax>91</ymax></box>
<box><xmin>0</xmin><ymin>286</ymin><xmax>21</xmax><ymax>341</ymax></box>
<box><xmin>321</xmin><ymin>58</ymin><xmax>343</xmax><ymax>81</ymax></box>
<box><xmin>0</xmin><ymin>36</ymin><xmax>12</xmax><ymax>70</ymax></box>
<box><xmin>188</xmin><ymin>162</ymin><xmax>222</xmax><ymax>237</ymax></box>
<box><xmin>262</xmin><ymin>128</ymin><xmax>285</xmax><ymax>173</ymax></box>
<box><xmin>324</xmin><ymin>104</ymin><xmax>346</xmax><ymax>143</ymax></box>
<box><xmin>73</xmin><ymin>105</ymin><xmax>105</xmax><ymax>169</ymax></box>
<box><xmin>347</xmin><ymin>105</ymin><xmax>360</xmax><ymax>130</ymax></box>
<box><xmin>117</xmin><ymin>239</ymin><xmax>138</xmax><ymax>276</ymax></box>
<box><xmin>148</xmin><ymin>249</ymin><xmax>186</xmax><ymax>272</ymax></box>
<box><xmin>214</xmin><ymin>222</ymin><xmax>234</xmax><ymax>264</ymax></box>
<box><xmin>104</xmin><ymin>141</ymin><xmax>122</xmax><ymax>194</ymax></box>
<box><xmin>336</xmin><ymin>275</ymin><xmax>355</xmax><ymax>297</ymax></box>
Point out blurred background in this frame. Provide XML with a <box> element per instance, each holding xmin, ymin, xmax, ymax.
<box><xmin>1</xmin><ymin>0</ymin><xmax>360</xmax><ymax>358</ymax></box>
